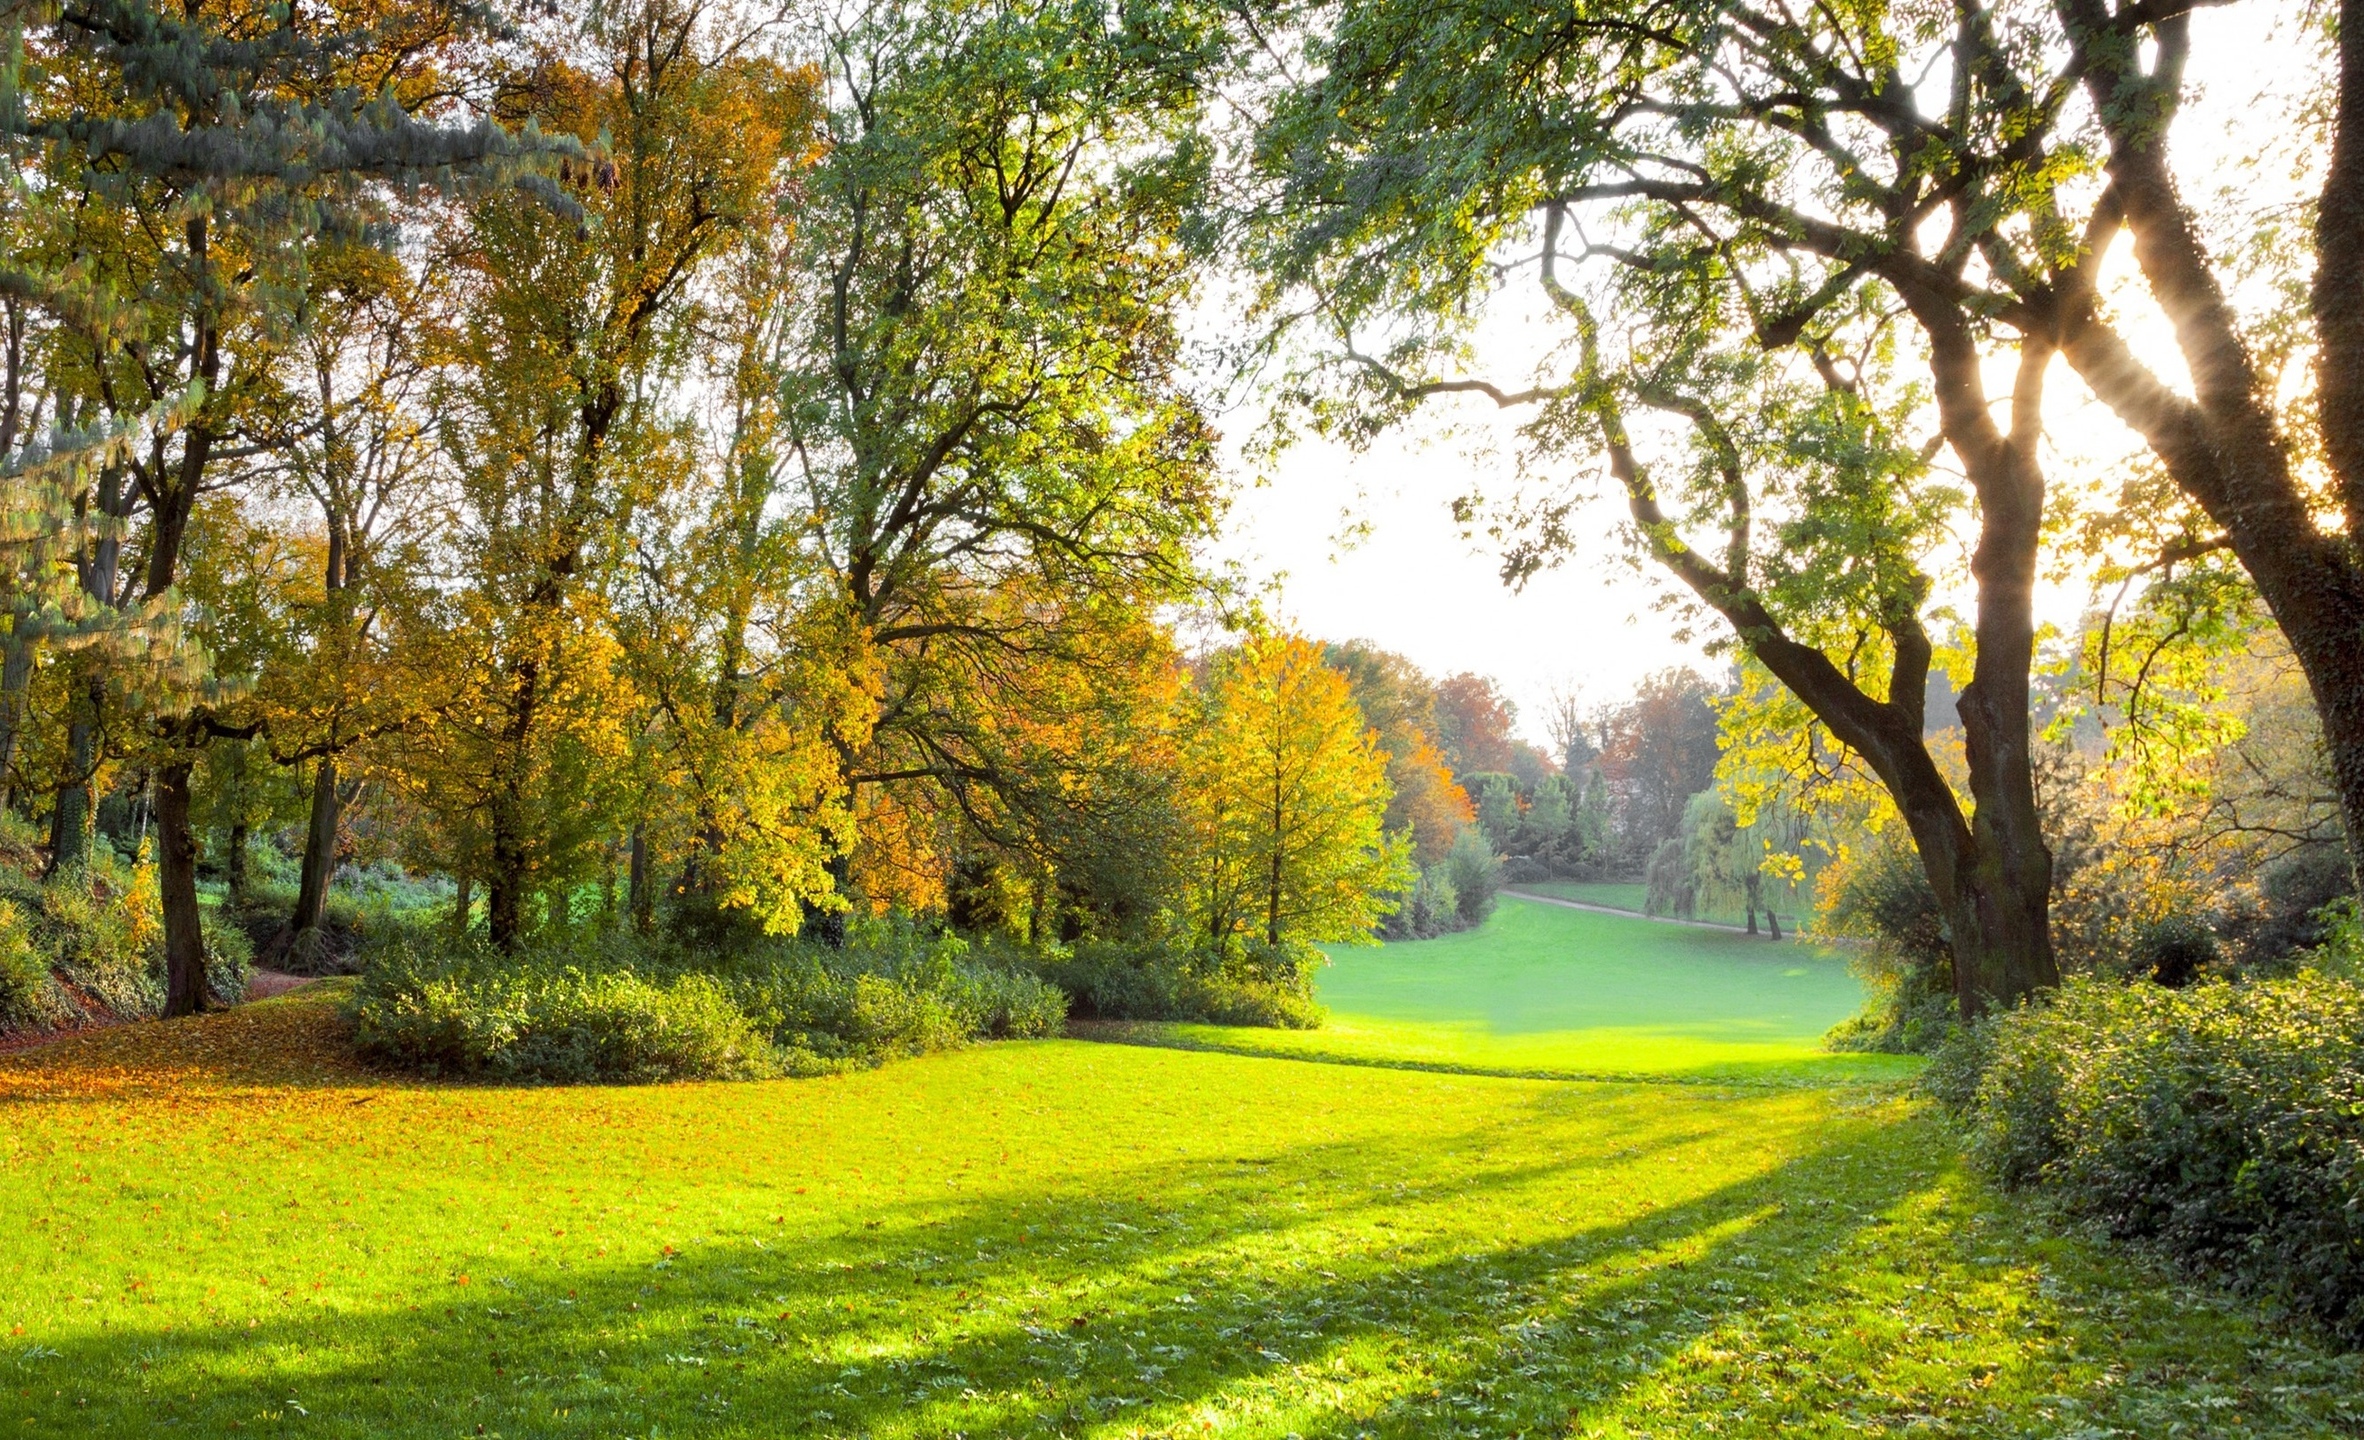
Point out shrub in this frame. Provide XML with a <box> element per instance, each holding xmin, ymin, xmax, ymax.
<box><xmin>1916</xmin><ymin>1016</ymin><xmax>1998</xmax><ymax>1113</ymax></box>
<box><xmin>1818</xmin><ymin>835</ymin><xmax>1956</xmax><ymax>1053</ymax></box>
<box><xmin>37</xmin><ymin>859</ymin><xmax>165</xmax><ymax>1017</ymax></box>
<box><xmin>1380</xmin><ymin>863</ymin><xmax>1464</xmax><ymax>940</ymax></box>
<box><xmin>353</xmin><ymin>942</ymin><xmax>778</xmax><ymax>1083</ymax></box>
<box><xmin>0</xmin><ymin>900</ymin><xmax>63</xmax><ymax>1032</ymax></box>
<box><xmin>1643</xmin><ymin>837</ymin><xmax>1694</xmax><ymax>918</ymax></box>
<box><xmin>1961</xmin><ymin>973</ymin><xmax>2364</xmax><ymax>1340</ymax></box>
<box><xmin>2234</xmin><ymin>845</ymin><xmax>2355</xmax><ymax>971</ymax></box>
<box><xmin>1036</xmin><ymin>937</ymin><xmax>1324</xmax><ymax>1029</ymax></box>
<box><xmin>2131</xmin><ymin>913</ymin><xmax>2219</xmax><ymax>988</ymax></box>
<box><xmin>199</xmin><ymin>908</ymin><xmax>255</xmax><ymax>1008</ymax></box>
<box><xmin>349</xmin><ymin>915</ymin><xmax>1065</xmax><ymax>1083</ymax></box>
<box><xmin>1498</xmin><ymin>856</ymin><xmax>1551</xmax><ymax>886</ymax></box>
<box><xmin>1445</xmin><ymin>827</ymin><xmax>1499</xmax><ymax>926</ymax></box>
<box><xmin>717</xmin><ymin>924</ymin><xmax>1065</xmax><ymax>1068</ymax></box>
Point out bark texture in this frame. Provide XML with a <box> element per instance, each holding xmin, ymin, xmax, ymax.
<box><xmin>157</xmin><ymin>760</ymin><xmax>209</xmax><ymax>1017</ymax></box>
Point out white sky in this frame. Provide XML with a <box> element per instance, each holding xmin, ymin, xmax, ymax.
<box><xmin>1199</xmin><ymin>4</ymin><xmax>2313</xmax><ymax>751</ymax></box>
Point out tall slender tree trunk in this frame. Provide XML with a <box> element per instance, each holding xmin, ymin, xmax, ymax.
<box><xmin>486</xmin><ymin>656</ymin><xmax>543</xmax><ymax>952</ymax></box>
<box><xmin>487</xmin><ymin>816</ymin><xmax>526</xmax><ymax>951</ymax></box>
<box><xmin>217</xmin><ymin>740</ymin><xmax>250</xmax><ymax>909</ymax></box>
<box><xmin>451</xmin><ymin>871</ymin><xmax>472</xmax><ymax>936</ymax></box>
<box><xmin>226</xmin><ymin>819</ymin><xmax>249</xmax><ymax>910</ymax></box>
<box><xmin>51</xmin><ymin>452</ymin><xmax>124</xmax><ymax>876</ymax></box>
<box><xmin>288</xmin><ymin>521</ymin><xmax>350</xmax><ymax>943</ymax></box>
<box><xmin>626</xmin><ymin>823</ymin><xmax>652</xmax><ymax>933</ymax></box>
<box><xmin>144</xmin><ymin>242</ymin><xmax>217</xmax><ymax>996</ymax></box>
<box><xmin>157</xmin><ymin>759</ymin><xmax>209</xmax><ymax>1017</ymax></box>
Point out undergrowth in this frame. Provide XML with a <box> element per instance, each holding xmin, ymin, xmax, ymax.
<box><xmin>1947</xmin><ymin>971</ymin><xmax>2364</xmax><ymax>1344</ymax></box>
<box><xmin>0</xmin><ymin>851</ymin><xmax>251</xmax><ymax>1030</ymax></box>
<box><xmin>350</xmin><ymin>917</ymin><xmax>1065</xmax><ymax>1082</ymax></box>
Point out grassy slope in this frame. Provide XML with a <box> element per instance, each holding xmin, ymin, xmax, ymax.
<box><xmin>1151</xmin><ymin>895</ymin><xmax>1913</xmax><ymax>1085</ymax></box>
<box><xmin>1521</xmin><ymin>880</ymin><xmax>1654</xmax><ymax>914</ymax></box>
<box><xmin>1516</xmin><ymin>880</ymin><xmax>1808</xmax><ymax>933</ymax></box>
<box><xmin>0</xmin><ymin>989</ymin><xmax>2356</xmax><ymax>1437</ymax></box>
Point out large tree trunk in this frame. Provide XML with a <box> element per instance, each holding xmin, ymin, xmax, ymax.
<box><xmin>0</xmin><ymin>629</ymin><xmax>30</xmax><ymax>814</ymax></box>
<box><xmin>157</xmin><ymin>760</ymin><xmax>209</xmax><ymax>1017</ymax></box>
<box><xmin>2053</xmin><ymin>3</ymin><xmax>2364</xmax><ymax>886</ymax></box>
<box><xmin>45</xmin><ymin>679</ymin><xmax>99</xmax><ymax>875</ymax></box>
<box><xmin>289</xmin><ymin>756</ymin><xmax>341</xmax><ymax>937</ymax></box>
<box><xmin>486</xmin><ymin>825</ymin><xmax>526</xmax><ymax>951</ymax></box>
<box><xmin>144</xmin><ymin>253</ymin><xmax>217</xmax><ymax>1009</ymax></box>
<box><xmin>1949</xmin><ymin>343</ymin><xmax>2062</xmax><ymax>1013</ymax></box>
<box><xmin>626</xmin><ymin>823</ymin><xmax>653</xmax><ymax>933</ymax></box>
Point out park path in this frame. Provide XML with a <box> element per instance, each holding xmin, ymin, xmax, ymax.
<box><xmin>1501</xmin><ymin>888</ymin><xmax>1775</xmax><ymax>937</ymax></box>
<box><xmin>245</xmin><ymin>968</ymin><xmax>317</xmax><ymax>1001</ymax></box>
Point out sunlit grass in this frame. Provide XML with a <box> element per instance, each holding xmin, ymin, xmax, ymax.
<box><xmin>1135</xmin><ymin>896</ymin><xmax>1909</xmax><ymax>1085</ymax></box>
<box><xmin>0</xmin><ymin>985</ymin><xmax>2354</xmax><ymax>1437</ymax></box>
<box><xmin>1516</xmin><ymin>880</ymin><xmax>1653</xmax><ymax>915</ymax></box>
<box><xmin>1516</xmin><ymin>880</ymin><xmax>1804</xmax><ymax>934</ymax></box>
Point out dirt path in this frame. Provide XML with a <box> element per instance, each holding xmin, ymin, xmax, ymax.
<box><xmin>244</xmin><ymin>968</ymin><xmax>318</xmax><ymax>1002</ymax></box>
<box><xmin>1501</xmin><ymin>887</ymin><xmax>1776</xmax><ymax>937</ymax></box>
<box><xmin>0</xmin><ymin>969</ymin><xmax>319</xmax><ymax>1058</ymax></box>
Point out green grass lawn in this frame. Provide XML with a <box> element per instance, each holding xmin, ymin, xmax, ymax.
<box><xmin>1515</xmin><ymin>881</ymin><xmax>1809</xmax><ymax>934</ymax></box>
<box><xmin>1519</xmin><ymin>880</ymin><xmax>1654</xmax><ymax>915</ymax></box>
<box><xmin>0</xmin><ymin>950</ymin><xmax>2356</xmax><ymax>1437</ymax></box>
<box><xmin>1143</xmin><ymin>895</ymin><xmax>1911</xmax><ymax>1086</ymax></box>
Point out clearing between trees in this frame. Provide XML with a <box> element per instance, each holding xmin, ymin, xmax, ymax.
<box><xmin>1</xmin><ymin>909</ymin><xmax>2355</xmax><ymax>1439</ymax></box>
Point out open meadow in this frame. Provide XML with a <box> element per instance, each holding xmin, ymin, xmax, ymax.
<box><xmin>1</xmin><ymin>907</ymin><xmax>2355</xmax><ymax>1439</ymax></box>
<box><xmin>1137</xmin><ymin>896</ymin><xmax>1911</xmax><ymax>1085</ymax></box>
<box><xmin>5</xmin><ymin>4</ymin><xmax>2362</xmax><ymax>1434</ymax></box>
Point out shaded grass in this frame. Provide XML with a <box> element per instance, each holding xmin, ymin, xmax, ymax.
<box><xmin>0</xmin><ymin>992</ymin><xmax>2355</xmax><ymax>1437</ymax></box>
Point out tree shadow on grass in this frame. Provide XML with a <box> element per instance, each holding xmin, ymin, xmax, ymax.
<box><xmin>1070</xmin><ymin>1018</ymin><xmax>1919</xmax><ymax>1090</ymax></box>
<box><xmin>23</xmin><ymin>1085</ymin><xmax>2358</xmax><ymax>1439</ymax></box>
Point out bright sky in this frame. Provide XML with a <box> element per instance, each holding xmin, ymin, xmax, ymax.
<box><xmin>1201</xmin><ymin>4</ymin><xmax>2313</xmax><ymax>752</ymax></box>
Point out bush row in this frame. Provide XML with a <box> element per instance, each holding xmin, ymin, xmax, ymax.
<box><xmin>1033</xmin><ymin>938</ymin><xmax>1325</xmax><ymax>1029</ymax></box>
<box><xmin>350</xmin><ymin>920</ymin><xmax>1068</xmax><ymax>1082</ymax></box>
<box><xmin>1942</xmin><ymin>971</ymin><xmax>2364</xmax><ymax>1342</ymax></box>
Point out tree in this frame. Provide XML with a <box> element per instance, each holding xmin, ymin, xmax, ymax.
<box><xmin>1325</xmin><ymin>640</ymin><xmax>1472</xmax><ymax>864</ymax></box>
<box><xmin>783</xmin><ymin>1</ymin><xmax>1224</xmax><ymax>917</ymax></box>
<box><xmin>1680</xmin><ymin>789</ymin><xmax>1790</xmax><ymax>938</ymax></box>
<box><xmin>416</xmin><ymin>1</ymin><xmax>810</xmax><ymax>949</ymax></box>
<box><xmin>1431</xmin><ymin>672</ymin><xmax>1519</xmax><ymax>780</ymax></box>
<box><xmin>8</xmin><ymin>0</ymin><xmax>530</xmax><ymax>1010</ymax></box>
<box><xmin>1471</xmin><ymin>773</ymin><xmax>1519</xmax><ymax>852</ymax></box>
<box><xmin>1544</xmin><ymin>685</ymin><xmax>1598</xmax><ymax>777</ymax></box>
<box><xmin>1184</xmin><ymin>634</ymin><xmax>1405</xmax><ymax>948</ymax></box>
<box><xmin>1597</xmin><ymin>670</ymin><xmax>1722</xmax><ymax>867</ymax></box>
<box><xmin>1248</xmin><ymin>0</ymin><xmax>2080</xmax><ymax>1012</ymax></box>
<box><xmin>1516</xmin><ymin>774</ymin><xmax>1573</xmax><ymax>862</ymax></box>
<box><xmin>253</xmin><ymin>240</ymin><xmax>452</xmax><ymax>958</ymax></box>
